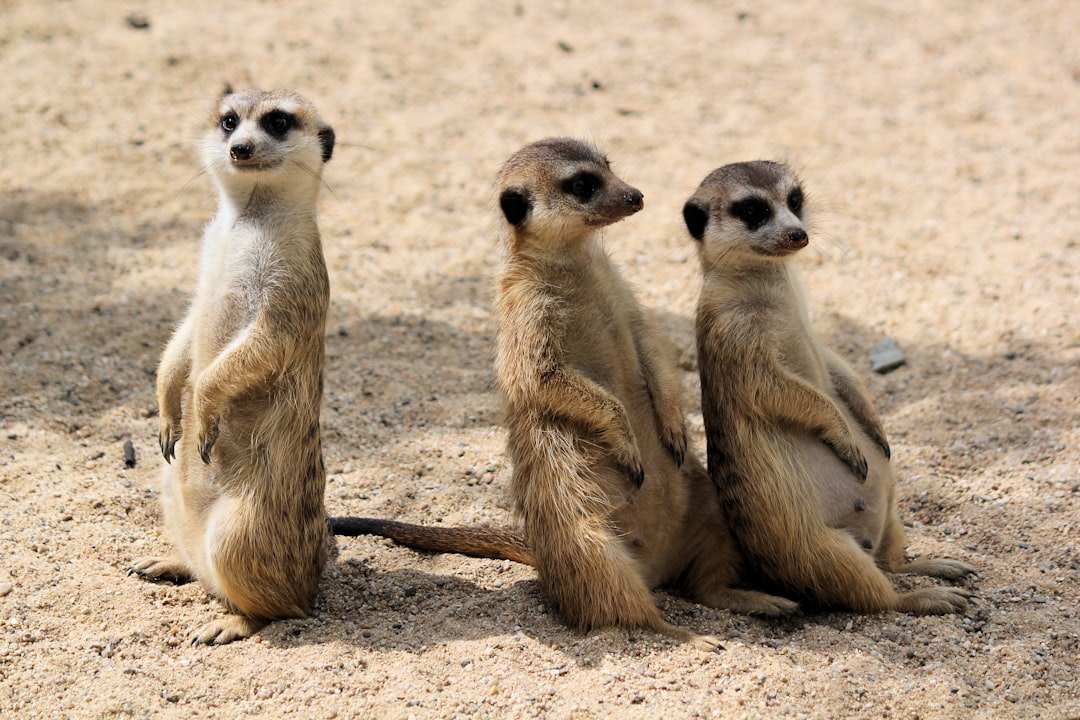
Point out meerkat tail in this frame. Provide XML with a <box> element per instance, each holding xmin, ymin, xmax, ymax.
<box><xmin>328</xmin><ymin>517</ymin><xmax>534</xmax><ymax>565</ymax></box>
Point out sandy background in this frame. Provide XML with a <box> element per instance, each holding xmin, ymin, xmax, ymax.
<box><xmin>2</xmin><ymin>1</ymin><xmax>1078</xmax><ymax>718</ymax></box>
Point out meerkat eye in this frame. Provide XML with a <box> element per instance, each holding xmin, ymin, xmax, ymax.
<box><xmin>562</xmin><ymin>172</ymin><xmax>602</xmax><ymax>202</ymax></box>
<box><xmin>788</xmin><ymin>187</ymin><xmax>804</xmax><ymax>216</ymax></box>
<box><xmin>261</xmin><ymin>110</ymin><xmax>295</xmax><ymax>138</ymax></box>
<box><xmin>220</xmin><ymin>112</ymin><xmax>239</xmax><ymax>134</ymax></box>
<box><xmin>731</xmin><ymin>197</ymin><xmax>772</xmax><ymax>231</ymax></box>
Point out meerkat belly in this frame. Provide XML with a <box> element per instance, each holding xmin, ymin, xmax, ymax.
<box><xmin>159</xmin><ymin>457</ymin><xmax>214</xmax><ymax>574</ymax></box>
<box><xmin>787</xmin><ymin>416</ymin><xmax>891</xmax><ymax>552</ymax></box>
<box><xmin>610</xmin><ymin>382</ymin><xmax>689</xmax><ymax>584</ymax></box>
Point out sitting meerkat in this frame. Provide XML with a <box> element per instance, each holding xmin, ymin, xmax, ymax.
<box><xmin>335</xmin><ymin>139</ymin><xmax>797</xmax><ymax>649</ymax></box>
<box><xmin>129</xmin><ymin>89</ymin><xmax>336</xmax><ymax>644</ymax></box>
<box><xmin>684</xmin><ymin>160</ymin><xmax>975</xmax><ymax>615</ymax></box>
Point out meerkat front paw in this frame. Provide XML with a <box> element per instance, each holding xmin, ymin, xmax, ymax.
<box><xmin>897</xmin><ymin>557</ymin><xmax>977</xmax><ymax>581</ymax></box>
<box><xmin>825</xmin><ymin>436</ymin><xmax>868</xmax><ymax>481</ymax></box>
<box><xmin>600</xmin><ymin>414</ymin><xmax>647</xmax><ymax>487</ymax></box>
<box><xmin>653</xmin><ymin>397</ymin><xmax>688</xmax><ymax>467</ymax></box>
<box><xmin>610</xmin><ymin>434</ymin><xmax>646</xmax><ymax>488</ymax></box>
<box><xmin>689</xmin><ymin>633</ymin><xmax>724</xmax><ymax>652</ymax></box>
<box><xmin>194</xmin><ymin>415</ymin><xmax>220</xmax><ymax>464</ymax></box>
<box><xmin>617</xmin><ymin>454</ymin><xmax>645</xmax><ymax>489</ymax></box>
<box><xmin>870</xmin><ymin>431</ymin><xmax>891</xmax><ymax>460</ymax></box>
<box><xmin>659</xmin><ymin>421</ymin><xmax>688</xmax><ymax>467</ymax></box>
<box><xmin>158</xmin><ymin>417</ymin><xmax>181</xmax><ymax>462</ymax></box>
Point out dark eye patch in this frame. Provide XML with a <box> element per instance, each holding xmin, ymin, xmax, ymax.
<box><xmin>788</xmin><ymin>187</ymin><xmax>803</xmax><ymax>216</ymax></box>
<box><xmin>220</xmin><ymin>112</ymin><xmax>239</xmax><ymax>134</ymax></box>
<box><xmin>561</xmin><ymin>172</ymin><xmax>602</xmax><ymax>202</ymax></box>
<box><xmin>730</xmin><ymin>197</ymin><xmax>772</xmax><ymax>231</ymax></box>
<box><xmin>261</xmin><ymin>110</ymin><xmax>296</xmax><ymax>138</ymax></box>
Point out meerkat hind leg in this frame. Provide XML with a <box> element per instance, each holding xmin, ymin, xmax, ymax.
<box><xmin>893</xmin><ymin>586</ymin><xmax>971</xmax><ymax>615</ymax></box>
<box><xmin>687</xmin><ymin>631</ymin><xmax>723</xmax><ymax>652</ymax></box>
<box><xmin>652</xmin><ymin>619</ymin><xmax>722</xmax><ymax>651</ymax></box>
<box><xmin>189</xmin><ymin>614</ymin><xmax>267</xmax><ymax>645</ymax></box>
<box><xmin>892</xmin><ymin>558</ymin><xmax>976</xmax><ymax>580</ymax></box>
<box><xmin>697</xmin><ymin>587</ymin><xmax>800</xmax><ymax>617</ymax></box>
<box><xmin>876</xmin><ymin>507</ymin><xmax>976</xmax><ymax>580</ymax></box>
<box><xmin>806</xmin><ymin>529</ymin><xmax>970</xmax><ymax>615</ymax></box>
<box><xmin>129</xmin><ymin>555</ymin><xmax>194</xmax><ymax>585</ymax></box>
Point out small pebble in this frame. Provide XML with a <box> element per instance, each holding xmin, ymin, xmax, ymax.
<box><xmin>870</xmin><ymin>337</ymin><xmax>906</xmax><ymax>374</ymax></box>
<box><xmin>125</xmin><ymin>13</ymin><xmax>151</xmax><ymax>29</ymax></box>
<box><xmin>0</xmin><ymin>583</ymin><xmax>12</xmax><ymax>597</ymax></box>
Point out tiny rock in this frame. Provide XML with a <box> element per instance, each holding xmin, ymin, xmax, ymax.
<box><xmin>870</xmin><ymin>337</ymin><xmax>906</xmax><ymax>374</ymax></box>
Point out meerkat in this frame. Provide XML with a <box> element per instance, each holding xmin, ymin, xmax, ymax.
<box><xmin>684</xmin><ymin>160</ymin><xmax>975</xmax><ymax>615</ymax></box>
<box><xmin>334</xmin><ymin>139</ymin><xmax>797</xmax><ymax>649</ymax></box>
<box><xmin>129</xmin><ymin>89</ymin><xmax>336</xmax><ymax>644</ymax></box>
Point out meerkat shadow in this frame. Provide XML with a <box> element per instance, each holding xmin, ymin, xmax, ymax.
<box><xmin>250</xmin><ymin>561</ymin><xmax>556</xmax><ymax>650</ymax></box>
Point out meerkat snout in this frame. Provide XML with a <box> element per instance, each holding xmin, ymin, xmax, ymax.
<box><xmin>230</xmin><ymin>143</ymin><xmax>253</xmax><ymax>162</ymax></box>
<box><xmin>782</xmin><ymin>227</ymin><xmax>808</xmax><ymax>248</ymax></box>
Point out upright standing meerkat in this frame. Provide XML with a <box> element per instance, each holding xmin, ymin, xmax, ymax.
<box><xmin>130</xmin><ymin>89</ymin><xmax>336</xmax><ymax>644</ymax></box>
<box><xmin>332</xmin><ymin>139</ymin><xmax>797</xmax><ymax>649</ymax></box>
<box><xmin>684</xmin><ymin>161</ymin><xmax>974</xmax><ymax>615</ymax></box>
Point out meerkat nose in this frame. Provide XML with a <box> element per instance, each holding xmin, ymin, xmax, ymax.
<box><xmin>783</xmin><ymin>228</ymin><xmax>808</xmax><ymax>247</ymax></box>
<box><xmin>230</xmin><ymin>143</ymin><xmax>253</xmax><ymax>161</ymax></box>
<box><xmin>625</xmin><ymin>189</ymin><xmax>644</xmax><ymax>211</ymax></box>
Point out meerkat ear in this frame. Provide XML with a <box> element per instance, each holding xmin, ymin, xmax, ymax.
<box><xmin>318</xmin><ymin>126</ymin><xmax>335</xmax><ymax>163</ymax></box>
<box><xmin>682</xmin><ymin>198</ymin><xmax>710</xmax><ymax>241</ymax></box>
<box><xmin>499</xmin><ymin>188</ymin><xmax>531</xmax><ymax>227</ymax></box>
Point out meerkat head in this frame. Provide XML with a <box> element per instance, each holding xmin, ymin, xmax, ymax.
<box><xmin>682</xmin><ymin>161</ymin><xmax>809</xmax><ymax>269</ymax></box>
<box><xmin>202</xmin><ymin>89</ymin><xmax>335</xmax><ymax>196</ymax></box>
<box><xmin>495</xmin><ymin>138</ymin><xmax>644</xmax><ymax>251</ymax></box>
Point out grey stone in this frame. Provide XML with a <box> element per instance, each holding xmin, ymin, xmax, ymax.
<box><xmin>871</xmin><ymin>337</ymin><xmax>906</xmax><ymax>374</ymax></box>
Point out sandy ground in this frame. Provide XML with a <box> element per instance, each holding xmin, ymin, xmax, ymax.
<box><xmin>2</xmin><ymin>1</ymin><xmax>1078</xmax><ymax>718</ymax></box>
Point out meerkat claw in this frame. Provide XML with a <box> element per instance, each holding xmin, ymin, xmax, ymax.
<box><xmin>625</xmin><ymin>463</ymin><xmax>645</xmax><ymax>489</ymax></box>
<box><xmin>197</xmin><ymin>418</ymin><xmax>219</xmax><ymax>463</ymax></box>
